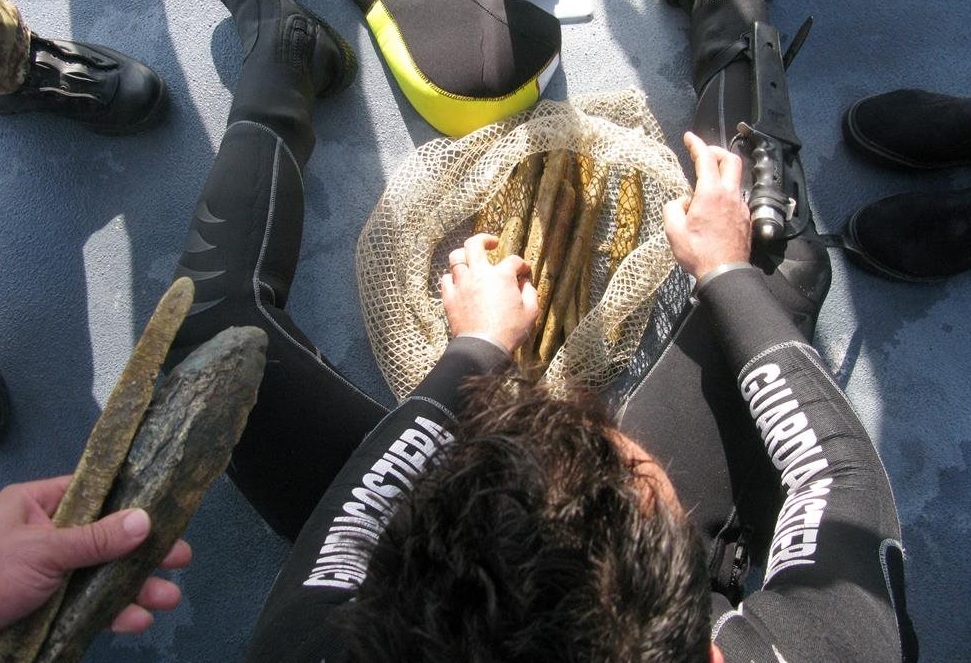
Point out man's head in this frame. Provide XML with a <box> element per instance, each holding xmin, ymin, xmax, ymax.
<box><xmin>340</xmin><ymin>375</ymin><xmax>712</xmax><ymax>662</ymax></box>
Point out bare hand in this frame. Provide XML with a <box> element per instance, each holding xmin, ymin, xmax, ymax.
<box><xmin>441</xmin><ymin>233</ymin><xmax>539</xmax><ymax>354</ymax></box>
<box><xmin>0</xmin><ymin>475</ymin><xmax>192</xmax><ymax>633</ymax></box>
<box><xmin>663</xmin><ymin>132</ymin><xmax>752</xmax><ymax>280</ymax></box>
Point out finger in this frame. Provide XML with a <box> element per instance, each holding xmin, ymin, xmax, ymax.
<box><xmin>110</xmin><ymin>604</ymin><xmax>154</xmax><ymax>634</ymax></box>
<box><xmin>707</xmin><ymin>144</ymin><xmax>737</xmax><ymax>162</ymax></box>
<box><xmin>502</xmin><ymin>254</ymin><xmax>533</xmax><ymax>281</ymax></box>
<box><xmin>136</xmin><ymin>576</ymin><xmax>182</xmax><ymax>612</ymax></box>
<box><xmin>662</xmin><ymin>197</ymin><xmax>690</xmax><ymax>227</ymax></box>
<box><xmin>440</xmin><ymin>272</ymin><xmax>457</xmax><ymax>305</ymax></box>
<box><xmin>521</xmin><ymin>281</ymin><xmax>540</xmax><ymax>323</ymax></box>
<box><xmin>447</xmin><ymin>247</ymin><xmax>467</xmax><ymax>269</ymax></box>
<box><xmin>663</xmin><ymin>195</ymin><xmax>690</xmax><ymax>215</ymax></box>
<box><xmin>21</xmin><ymin>475</ymin><xmax>73</xmax><ymax>516</ymax></box>
<box><xmin>684</xmin><ymin>132</ymin><xmax>718</xmax><ymax>183</ymax></box>
<box><xmin>709</xmin><ymin>146</ymin><xmax>743</xmax><ymax>189</ymax></box>
<box><xmin>159</xmin><ymin>539</ymin><xmax>192</xmax><ymax>570</ymax></box>
<box><xmin>470</xmin><ymin>232</ymin><xmax>499</xmax><ymax>250</ymax></box>
<box><xmin>464</xmin><ymin>233</ymin><xmax>495</xmax><ymax>267</ymax></box>
<box><xmin>47</xmin><ymin>508</ymin><xmax>151</xmax><ymax>572</ymax></box>
<box><xmin>683</xmin><ymin>130</ymin><xmax>703</xmax><ymax>152</ymax></box>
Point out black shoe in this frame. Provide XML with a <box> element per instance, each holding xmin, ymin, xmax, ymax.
<box><xmin>0</xmin><ymin>36</ymin><xmax>168</xmax><ymax>135</ymax></box>
<box><xmin>840</xmin><ymin>188</ymin><xmax>971</xmax><ymax>282</ymax></box>
<box><xmin>0</xmin><ymin>372</ymin><xmax>9</xmax><ymax>441</ymax></box>
<box><xmin>843</xmin><ymin>89</ymin><xmax>971</xmax><ymax>169</ymax></box>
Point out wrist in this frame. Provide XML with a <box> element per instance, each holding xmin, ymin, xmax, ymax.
<box><xmin>692</xmin><ymin>262</ymin><xmax>755</xmax><ymax>297</ymax></box>
<box><xmin>455</xmin><ymin>332</ymin><xmax>513</xmax><ymax>357</ymax></box>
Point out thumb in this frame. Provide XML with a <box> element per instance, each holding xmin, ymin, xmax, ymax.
<box><xmin>46</xmin><ymin>509</ymin><xmax>151</xmax><ymax>572</ymax></box>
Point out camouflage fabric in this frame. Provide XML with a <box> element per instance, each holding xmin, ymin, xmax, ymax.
<box><xmin>0</xmin><ymin>0</ymin><xmax>30</xmax><ymax>95</ymax></box>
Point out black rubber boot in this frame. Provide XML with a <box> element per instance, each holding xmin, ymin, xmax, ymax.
<box><xmin>665</xmin><ymin>0</ymin><xmax>768</xmax><ymax>92</ymax></box>
<box><xmin>751</xmin><ymin>226</ymin><xmax>833</xmax><ymax>339</ymax></box>
<box><xmin>0</xmin><ymin>36</ymin><xmax>167</xmax><ymax>134</ymax></box>
<box><xmin>222</xmin><ymin>0</ymin><xmax>357</xmax><ymax>166</ymax></box>
<box><xmin>676</xmin><ymin>0</ymin><xmax>832</xmax><ymax>336</ymax></box>
<box><xmin>843</xmin><ymin>89</ymin><xmax>971</xmax><ymax>169</ymax></box>
<box><xmin>172</xmin><ymin>0</ymin><xmax>358</xmax><ymax>367</ymax></box>
<box><xmin>840</xmin><ymin>188</ymin><xmax>971</xmax><ymax>282</ymax></box>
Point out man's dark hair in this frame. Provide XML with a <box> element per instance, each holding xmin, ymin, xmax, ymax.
<box><xmin>340</xmin><ymin>375</ymin><xmax>711</xmax><ymax>662</ymax></box>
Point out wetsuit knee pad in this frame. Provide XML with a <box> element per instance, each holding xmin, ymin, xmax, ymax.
<box><xmin>354</xmin><ymin>0</ymin><xmax>561</xmax><ymax>136</ymax></box>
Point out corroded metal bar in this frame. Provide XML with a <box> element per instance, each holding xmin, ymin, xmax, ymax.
<box><xmin>35</xmin><ymin>326</ymin><xmax>267</xmax><ymax>663</ymax></box>
<box><xmin>0</xmin><ymin>277</ymin><xmax>194</xmax><ymax>663</ymax></box>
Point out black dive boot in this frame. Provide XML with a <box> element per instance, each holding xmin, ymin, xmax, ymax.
<box><xmin>838</xmin><ymin>188</ymin><xmax>971</xmax><ymax>282</ymax></box>
<box><xmin>843</xmin><ymin>89</ymin><xmax>971</xmax><ymax>169</ymax></box>
<box><xmin>0</xmin><ymin>36</ymin><xmax>167</xmax><ymax>134</ymax></box>
<box><xmin>222</xmin><ymin>0</ymin><xmax>357</xmax><ymax>165</ymax></box>
<box><xmin>669</xmin><ymin>0</ymin><xmax>831</xmax><ymax>338</ymax></box>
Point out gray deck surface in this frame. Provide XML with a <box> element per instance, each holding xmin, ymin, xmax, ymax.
<box><xmin>1</xmin><ymin>0</ymin><xmax>968</xmax><ymax>660</ymax></box>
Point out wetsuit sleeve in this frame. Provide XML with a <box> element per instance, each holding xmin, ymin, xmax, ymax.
<box><xmin>243</xmin><ymin>337</ymin><xmax>509</xmax><ymax>663</ymax></box>
<box><xmin>698</xmin><ymin>268</ymin><xmax>918</xmax><ymax>663</ymax></box>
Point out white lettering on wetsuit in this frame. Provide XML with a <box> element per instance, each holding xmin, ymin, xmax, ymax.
<box><xmin>303</xmin><ymin>416</ymin><xmax>454</xmax><ymax>589</ymax></box>
<box><xmin>740</xmin><ymin>362</ymin><xmax>832</xmax><ymax>582</ymax></box>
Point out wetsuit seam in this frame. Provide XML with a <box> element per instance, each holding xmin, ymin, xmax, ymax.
<box><xmin>234</xmin><ymin>120</ymin><xmax>386</xmax><ymax>411</ymax></box>
<box><xmin>404</xmin><ymin>395</ymin><xmax>458</xmax><ymax>423</ymax></box>
<box><xmin>711</xmin><ymin>604</ymin><xmax>743</xmax><ymax>639</ymax></box>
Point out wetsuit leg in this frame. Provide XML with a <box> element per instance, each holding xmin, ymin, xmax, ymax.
<box><xmin>615</xmin><ymin>0</ymin><xmax>831</xmax><ymax>599</ymax></box>
<box><xmin>166</xmin><ymin>1</ymin><xmax>387</xmax><ymax>541</ymax></box>
<box><xmin>168</xmin><ymin>123</ymin><xmax>387</xmax><ymax>541</ymax></box>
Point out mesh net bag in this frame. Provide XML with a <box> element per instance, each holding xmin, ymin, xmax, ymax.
<box><xmin>357</xmin><ymin>88</ymin><xmax>691</xmax><ymax>402</ymax></box>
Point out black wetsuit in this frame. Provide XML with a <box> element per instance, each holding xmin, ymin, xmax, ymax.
<box><xmin>165</xmin><ymin>2</ymin><xmax>915</xmax><ymax>658</ymax></box>
<box><xmin>241</xmin><ymin>267</ymin><xmax>917</xmax><ymax>663</ymax></box>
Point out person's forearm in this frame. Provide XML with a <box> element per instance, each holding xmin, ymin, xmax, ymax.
<box><xmin>243</xmin><ymin>337</ymin><xmax>510</xmax><ymax>662</ymax></box>
<box><xmin>409</xmin><ymin>335</ymin><xmax>511</xmax><ymax>410</ymax></box>
<box><xmin>699</xmin><ymin>266</ymin><xmax>902</xmax><ymax>571</ymax></box>
<box><xmin>696</xmin><ymin>265</ymin><xmax>807</xmax><ymax>368</ymax></box>
<box><xmin>262</xmin><ymin>336</ymin><xmax>508</xmax><ymax>595</ymax></box>
<box><xmin>701</xmin><ymin>269</ymin><xmax>914</xmax><ymax>662</ymax></box>
<box><xmin>713</xmin><ymin>337</ymin><xmax>914</xmax><ymax>662</ymax></box>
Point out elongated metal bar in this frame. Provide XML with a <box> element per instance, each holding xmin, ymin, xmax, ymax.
<box><xmin>0</xmin><ymin>277</ymin><xmax>194</xmax><ymax>663</ymax></box>
<box><xmin>35</xmin><ymin>326</ymin><xmax>267</xmax><ymax>663</ymax></box>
